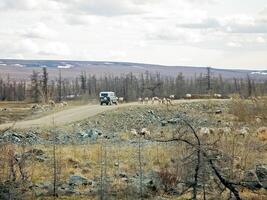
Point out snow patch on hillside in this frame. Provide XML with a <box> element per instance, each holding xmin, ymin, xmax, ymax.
<box><xmin>58</xmin><ymin>64</ymin><xmax>73</xmax><ymax>69</ymax></box>
<box><xmin>251</xmin><ymin>71</ymin><xmax>267</xmax><ymax>75</ymax></box>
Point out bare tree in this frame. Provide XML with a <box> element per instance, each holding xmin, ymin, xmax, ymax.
<box><xmin>42</xmin><ymin>67</ymin><xmax>49</xmax><ymax>103</ymax></box>
<box><xmin>57</xmin><ymin>69</ymin><xmax>62</xmax><ymax>102</ymax></box>
<box><xmin>154</xmin><ymin>118</ymin><xmax>242</xmax><ymax>200</ymax></box>
<box><xmin>138</xmin><ymin>135</ymin><xmax>143</xmax><ymax>199</ymax></box>
<box><xmin>30</xmin><ymin>70</ymin><xmax>40</xmax><ymax>103</ymax></box>
<box><xmin>247</xmin><ymin>74</ymin><xmax>252</xmax><ymax>98</ymax></box>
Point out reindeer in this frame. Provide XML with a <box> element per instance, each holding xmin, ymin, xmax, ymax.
<box><xmin>118</xmin><ymin>97</ymin><xmax>124</xmax><ymax>104</ymax></box>
<box><xmin>138</xmin><ymin>97</ymin><xmax>144</xmax><ymax>104</ymax></box>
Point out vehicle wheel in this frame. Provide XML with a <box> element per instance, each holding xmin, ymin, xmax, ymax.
<box><xmin>100</xmin><ymin>102</ymin><xmax>103</xmax><ymax>106</ymax></box>
<box><xmin>106</xmin><ymin>102</ymin><xmax>109</xmax><ymax>105</ymax></box>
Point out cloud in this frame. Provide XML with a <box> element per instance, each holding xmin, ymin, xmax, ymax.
<box><xmin>185</xmin><ymin>0</ymin><xmax>220</xmax><ymax>5</ymax></box>
<box><xmin>0</xmin><ymin>39</ymin><xmax>70</xmax><ymax>58</ymax></box>
<box><xmin>38</xmin><ymin>42</ymin><xmax>70</xmax><ymax>56</ymax></box>
<box><xmin>64</xmin><ymin>14</ymin><xmax>99</xmax><ymax>26</ymax></box>
<box><xmin>178</xmin><ymin>17</ymin><xmax>221</xmax><ymax>29</ymax></box>
<box><xmin>259</xmin><ymin>7</ymin><xmax>267</xmax><ymax>15</ymax></box>
<box><xmin>147</xmin><ymin>27</ymin><xmax>202</xmax><ymax>44</ymax></box>
<box><xmin>0</xmin><ymin>0</ymin><xmax>63</xmax><ymax>11</ymax></box>
<box><xmin>20</xmin><ymin>23</ymin><xmax>57</xmax><ymax>39</ymax></box>
<box><xmin>226</xmin><ymin>23</ymin><xmax>267</xmax><ymax>34</ymax></box>
<box><xmin>0</xmin><ymin>0</ymin><xmax>38</xmax><ymax>10</ymax></box>
<box><xmin>226</xmin><ymin>42</ymin><xmax>242</xmax><ymax>48</ymax></box>
<box><xmin>52</xmin><ymin>0</ymin><xmax>146</xmax><ymax>16</ymax></box>
<box><xmin>177</xmin><ymin>14</ymin><xmax>267</xmax><ymax>34</ymax></box>
<box><xmin>224</xmin><ymin>15</ymin><xmax>267</xmax><ymax>34</ymax></box>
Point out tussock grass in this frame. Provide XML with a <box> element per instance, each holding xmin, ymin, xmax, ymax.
<box><xmin>230</xmin><ymin>97</ymin><xmax>267</xmax><ymax>123</ymax></box>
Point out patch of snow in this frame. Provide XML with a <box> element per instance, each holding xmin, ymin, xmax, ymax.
<box><xmin>14</xmin><ymin>64</ymin><xmax>24</xmax><ymax>67</ymax></box>
<box><xmin>251</xmin><ymin>71</ymin><xmax>267</xmax><ymax>75</ymax></box>
<box><xmin>130</xmin><ymin>65</ymin><xmax>146</xmax><ymax>70</ymax></box>
<box><xmin>103</xmin><ymin>62</ymin><xmax>113</xmax><ymax>65</ymax></box>
<box><xmin>58</xmin><ymin>64</ymin><xmax>73</xmax><ymax>69</ymax></box>
<box><xmin>0</xmin><ymin>64</ymin><xmax>7</xmax><ymax>66</ymax></box>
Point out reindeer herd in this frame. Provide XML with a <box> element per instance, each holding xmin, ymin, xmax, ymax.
<box><xmin>0</xmin><ymin>93</ymin><xmax>224</xmax><ymax>114</ymax></box>
<box><xmin>138</xmin><ymin>95</ymin><xmax>176</xmax><ymax>105</ymax></box>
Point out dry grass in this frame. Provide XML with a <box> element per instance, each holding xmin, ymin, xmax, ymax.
<box><xmin>0</xmin><ymin>101</ymin><xmax>33</xmax><ymax>124</ymax></box>
<box><xmin>1</xmin><ymin>129</ymin><xmax>266</xmax><ymax>199</ymax></box>
<box><xmin>1</xmin><ymin>99</ymin><xmax>267</xmax><ymax>199</ymax></box>
<box><xmin>229</xmin><ymin>97</ymin><xmax>267</xmax><ymax>123</ymax></box>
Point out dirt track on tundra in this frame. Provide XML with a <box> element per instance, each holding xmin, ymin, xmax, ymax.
<box><xmin>0</xmin><ymin>99</ymin><xmax>225</xmax><ymax>130</ymax></box>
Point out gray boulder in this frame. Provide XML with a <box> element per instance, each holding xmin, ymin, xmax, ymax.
<box><xmin>2</xmin><ymin>131</ymin><xmax>24</xmax><ymax>144</ymax></box>
<box><xmin>58</xmin><ymin>184</ymin><xmax>77</xmax><ymax>195</ymax></box>
<box><xmin>243</xmin><ymin>170</ymin><xmax>262</xmax><ymax>190</ymax></box>
<box><xmin>161</xmin><ymin>120</ymin><xmax>168</xmax><ymax>126</ymax></box>
<box><xmin>167</xmin><ymin>118</ymin><xmax>179</xmax><ymax>124</ymax></box>
<box><xmin>25</xmin><ymin>132</ymin><xmax>42</xmax><ymax>144</ymax></box>
<box><xmin>143</xmin><ymin>170</ymin><xmax>162</xmax><ymax>192</ymax></box>
<box><xmin>256</xmin><ymin>164</ymin><xmax>267</xmax><ymax>189</ymax></box>
<box><xmin>69</xmin><ymin>175</ymin><xmax>88</xmax><ymax>186</ymax></box>
<box><xmin>78</xmin><ymin>129</ymin><xmax>102</xmax><ymax>142</ymax></box>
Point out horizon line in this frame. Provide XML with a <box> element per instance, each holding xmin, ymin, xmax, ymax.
<box><xmin>0</xmin><ymin>58</ymin><xmax>266</xmax><ymax>72</ymax></box>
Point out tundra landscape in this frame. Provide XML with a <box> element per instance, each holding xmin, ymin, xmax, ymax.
<box><xmin>1</xmin><ymin>0</ymin><xmax>267</xmax><ymax>199</ymax></box>
<box><xmin>0</xmin><ymin>64</ymin><xmax>267</xmax><ymax>200</ymax></box>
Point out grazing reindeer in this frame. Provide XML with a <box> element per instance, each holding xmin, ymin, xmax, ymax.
<box><xmin>185</xmin><ymin>94</ymin><xmax>192</xmax><ymax>99</ymax></box>
<box><xmin>118</xmin><ymin>97</ymin><xmax>124</xmax><ymax>104</ymax></box>
<box><xmin>152</xmin><ymin>97</ymin><xmax>160</xmax><ymax>104</ymax></box>
<box><xmin>169</xmin><ymin>95</ymin><xmax>175</xmax><ymax>100</ymax></box>
<box><xmin>138</xmin><ymin>97</ymin><xmax>144</xmax><ymax>104</ymax></box>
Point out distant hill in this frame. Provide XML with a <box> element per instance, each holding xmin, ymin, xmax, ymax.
<box><xmin>0</xmin><ymin>59</ymin><xmax>266</xmax><ymax>81</ymax></box>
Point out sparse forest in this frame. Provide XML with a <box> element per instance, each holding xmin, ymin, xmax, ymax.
<box><xmin>0</xmin><ymin>67</ymin><xmax>267</xmax><ymax>200</ymax></box>
<box><xmin>1</xmin><ymin>67</ymin><xmax>267</xmax><ymax>102</ymax></box>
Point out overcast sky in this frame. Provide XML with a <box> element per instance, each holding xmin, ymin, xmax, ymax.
<box><xmin>0</xmin><ymin>0</ymin><xmax>267</xmax><ymax>70</ymax></box>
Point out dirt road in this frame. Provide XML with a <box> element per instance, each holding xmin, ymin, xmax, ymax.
<box><xmin>0</xmin><ymin>99</ymin><xmax>227</xmax><ymax>130</ymax></box>
<box><xmin>0</xmin><ymin>102</ymin><xmax>141</xmax><ymax>130</ymax></box>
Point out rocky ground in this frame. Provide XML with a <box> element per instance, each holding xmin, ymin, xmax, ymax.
<box><xmin>1</xmin><ymin>100</ymin><xmax>267</xmax><ymax>199</ymax></box>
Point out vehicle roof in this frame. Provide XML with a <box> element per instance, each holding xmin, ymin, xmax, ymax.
<box><xmin>99</xmin><ymin>91</ymin><xmax>114</xmax><ymax>93</ymax></box>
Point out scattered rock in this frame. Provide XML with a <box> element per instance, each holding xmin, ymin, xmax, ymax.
<box><xmin>119</xmin><ymin>172</ymin><xmax>128</xmax><ymax>179</ymax></box>
<box><xmin>69</xmin><ymin>175</ymin><xmax>88</xmax><ymax>186</ymax></box>
<box><xmin>167</xmin><ymin>118</ymin><xmax>179</xmax><ymax>124</ymax></box>
<box><xmin>199</xmin><ymin>127</ymin><xmax>212</xmax><ymax>135</ymax></box>
<box><xmin>161</xmin><ymin>120</ymin><xmax>168</xmax><ymax>126</ymax></box>
<box><xmin>25</xmin><ymin>132</ymin><xmax>42</xmax><ymax>144</ymax></box>
<box><xmin>256</xmin><ymin>164</ymin><xmax>267</xmax><ymax>189</ymax></box>
<box><xmin>140</xmin><ymin>128</ymin><xmax>151</xmax><ymax>137</ymax></box>
<box><xmin>1</xmin><ymin>131</ymin><xmax>24</xmax><ymax>144</ymax></box>
<box><xmin>242</xmin><ymin>170</ymin><xmax>262</xmax><ymax>190</ymax></box>
<box><xmin>256</xmin><ymin>117</ymin><xmax>262</xmax><ymax>124</ymax></box>
<box><xmin>78</xmin><ymin>129</ymin><xmax>102</xmax><ymax>142</ymax></box>
<box><xmin>237</xmin><ymin>127</ymin><xmax>250</xmax><ymax>136</ymax></box>
<box><xmin>130</xmin><ymin>129</ymin><xmax>138</xmax><ymax>137</ymax></box>
<box><xmin>215</xmin><ymin>109</ymin><xmax>222</xmax><ymax>114</ymax></box>
<box><xmin>143</xmin><ymin>170</ymin><xmax>162</xmax><ymax>192</ymax></box>
<box><xmin>58</xmin><ymin>184</ymin><xmax>76</xmax><ymax>195</ymax></box>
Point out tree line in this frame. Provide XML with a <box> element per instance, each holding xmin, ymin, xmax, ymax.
<box><xmin>0</xmin><ymin>67</ymin><xmax>266</xmax><ymax>103</ymax></box>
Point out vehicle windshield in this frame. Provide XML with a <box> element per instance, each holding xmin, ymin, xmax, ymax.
<box><xmin>100</xmin><ymin>93</ymin><xmax>108</xmax><ymax>97</ymax></box>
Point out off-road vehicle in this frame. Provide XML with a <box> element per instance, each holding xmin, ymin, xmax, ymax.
<box><xmin>99</xmin><ymin>91</ymin><xmax>118</xmax><ymax>105</ymax></box>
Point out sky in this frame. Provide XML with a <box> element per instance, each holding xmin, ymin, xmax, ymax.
<box><xmin>0</xmin><ymin>0</ymin><xmax>267</xmax><ymax>70</ymax></box>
